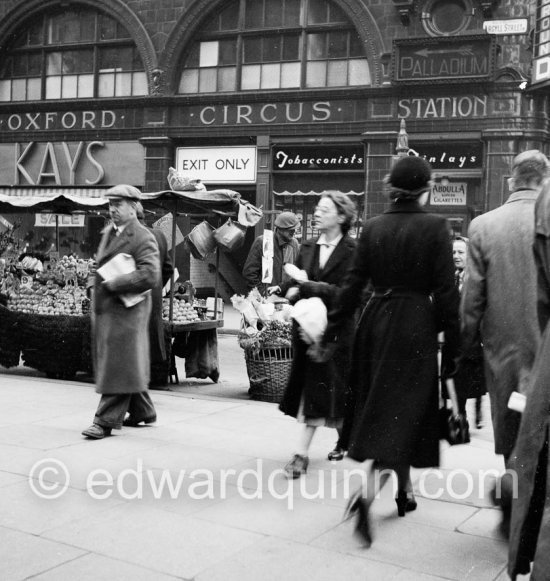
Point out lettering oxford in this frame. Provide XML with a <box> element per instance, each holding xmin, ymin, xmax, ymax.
<box><xmin>0</xmin><ymin>110</ymin><xmax>117</xmax><ymax>132</ymax></box>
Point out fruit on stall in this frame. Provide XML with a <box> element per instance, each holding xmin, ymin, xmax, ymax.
<box><xmin>6</xmin><ymin>284</ymin><xmax>88</xmax><ymax>316</ymax></box>
<box><xmin>162</xmin><ymin>297</ymin><xmax>200</xmax><ymax>323</ymax></box>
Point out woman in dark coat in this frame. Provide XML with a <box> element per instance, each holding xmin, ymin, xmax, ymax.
<box><xmin>279</xmin><ymin>191</ymin><xmax>357</xmax><ymax>478</ymax></box>
<box><xmin>313</xmin><ymin>156</ymin><xmax>459</xmax><ymax>545</ymax></box>
<box><xmin>449</xmin><ymin>236</ymin><xmax>486</xmax><ymax>429</ymax></box>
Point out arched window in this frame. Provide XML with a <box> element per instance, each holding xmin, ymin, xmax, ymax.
<box><xmin>178</xmin><ymin>0</ymin><xmax>370</xmax><ymax>94</ymax></box>
<box><xmin>0</xmin><ymin>8</ymin><xmax>147</xmax><ymax>101</ymax></box>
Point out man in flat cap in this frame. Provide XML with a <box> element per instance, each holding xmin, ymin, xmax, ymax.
<box><xmin>243</xmin><ymin>211</ymin><xmax>300</xmax><ymax>296</ymax></box>
<box><xmin>82</xmin><ymin>184</ymin><xmax>160</xmax><ymax>439</ymax></box>
<box><xmin>461</xmin><ymin>150</ymin><xmax>549</xmax><ymax>530</ymax></box>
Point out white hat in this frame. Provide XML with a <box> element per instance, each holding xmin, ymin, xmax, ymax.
<box><xmin>291</xmin><ymin>297</ymin><xmax>327</xmax><ymax>345</ymax></box>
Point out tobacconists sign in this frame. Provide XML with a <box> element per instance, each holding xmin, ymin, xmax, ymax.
<box><xmin>393</xmin><ymin>35</ymin><xmax>496</xmax><ymax>84</ymax></box>
<box><xmin>272</xmin><ymin>145</ymin><xmax>364</xmax><ymax>171</ymax></box>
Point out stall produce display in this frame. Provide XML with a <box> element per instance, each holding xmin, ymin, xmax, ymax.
<box><xmin>162</xmin><ymin>297</ymin><xmax>200</xmax><ymax>324</ymax></box>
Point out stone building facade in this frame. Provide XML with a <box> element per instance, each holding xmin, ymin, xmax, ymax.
<box><xmin>0</xmin><ymin>0</ymin><xmax>545</xmax><ymax>294</ymax></box>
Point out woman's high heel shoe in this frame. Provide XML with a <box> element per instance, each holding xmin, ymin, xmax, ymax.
<box><xmin>395</xmin><ymin>490</ymin><xmax>417</xmax><ymax>517</ymax></box>
<box><xmin>343</xmin><ymin>491</ymin><xmax>372</xmax><ymax>547</ymax></box>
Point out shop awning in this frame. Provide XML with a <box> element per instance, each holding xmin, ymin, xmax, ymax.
<box><xmin>0</xmin><ymin>189</ymin><xmax>109</xmax><ymax>212</ymax></box>
<box><xmin>274</xmin><ymin>190</ymin><xmax>363</xmax><ymax>196</ymax></box>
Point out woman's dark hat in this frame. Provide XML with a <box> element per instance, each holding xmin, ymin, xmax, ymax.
<box><xmin>388</xmin><ymin>156</ymin><xmax>432</xmax><ymax>191</ymax></box>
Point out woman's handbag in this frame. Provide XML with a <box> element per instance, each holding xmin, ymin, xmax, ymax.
<box><xmin>439</xmin><ymin>377</ymin><xmax>470</xmax><ymax>445</ymax></box>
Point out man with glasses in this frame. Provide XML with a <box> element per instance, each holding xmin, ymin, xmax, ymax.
<box><xmin>243</xmin><ymin>211</ymin><xmax>300</xmax><ymax>296</ymax></box>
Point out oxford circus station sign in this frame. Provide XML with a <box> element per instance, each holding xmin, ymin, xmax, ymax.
<box><xmin>393</xmin><ymin>36</ymin><xmax>496</xmax><ymax>84</ymax></box>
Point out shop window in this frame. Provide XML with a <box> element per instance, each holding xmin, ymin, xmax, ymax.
<box><xmin>422</xmin><ymin>0</ymin><xmax>473</xmax><ymax>37</ymax></box>
<box><xmin>0</xmin><ymin>8</ymin><xmax>146</xmax><ymax>101</ymax></box>
<box><xmin>178</xmin><ymin>0</ymin><xmax>370</xmax><ymax>94</ymax></box>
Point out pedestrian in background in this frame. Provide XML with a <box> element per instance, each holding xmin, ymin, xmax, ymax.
<box><xmin>450</xmin><ymin>235</ymin><xmax>486</xmax><ymax>430</ymax></box>
<box><xmin>279</xmin><ymin>192</ymin><xmax>357</xmax><ymax>478</ymax></box>
<box><xmin>136</xmin><ymin>202</ymin><xmax>174</xmax><ymax>389</ymax></box>
<box><xmin>508</xmin><ymin>179</ymin><xmax>550</xmax><ymax>579</ymax></box>
<box><xmin>311</xmin><ymin>156</ymin><xmax>459</xmax><ymax>546</ymax></box>
<box><xmin>242</xmin><ymin>211</ymin><xmax>300</xmax><ymax>296</ymax></box>
<box><xmin>461</xmin><ymin>149</ymin><xmax>548</xmax><ymax>534</ymax></box>
<box><xmin>82</xmin><ymin>185</ymin><xmax>160</xmax><ymax>439</ymax></box>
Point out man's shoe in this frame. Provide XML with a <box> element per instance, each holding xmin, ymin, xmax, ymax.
<box><xmin>82</xmin><ymin>424</ymin><xmax>111</xmax><ymax>439</ymax></box>
<box><xmin>122</xmin><ymin>415</ymin><xmax>157</xmax><ymax>427</ymax></box>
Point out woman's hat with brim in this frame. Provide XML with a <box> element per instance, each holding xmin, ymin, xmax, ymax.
<box><xmin>388</xmin><ymin>156</ymin><xmax>432</xmax><ymax>192</ymax></box>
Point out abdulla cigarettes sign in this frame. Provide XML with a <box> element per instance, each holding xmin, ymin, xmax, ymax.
<box><xmin>431</xmin><ymin>182</ymin><xmax>467</xmax><ymax>205</ymax></box>
<box><xmin>175</xmin><ymin>146</ymin><xmax>257</xmax><ymax>184</ymax></box>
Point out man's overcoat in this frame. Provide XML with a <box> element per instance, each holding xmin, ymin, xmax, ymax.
<box><xmin>461</xmin><ymin>190</ymin><xmax>541</xmax><ymax>457</ymax></box>
<box><xmin>92</xmin><ymin>219</ymin><xmax>160</xmax><ymax>394</ymax></box>
<box><xmin>508</xmin><ymin>188</ymin><xmax>550</xmax><ymax>580</ymax></box>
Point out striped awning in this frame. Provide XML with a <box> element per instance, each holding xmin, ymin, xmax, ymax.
<box><xmin>0</xmin><ymin>188</ymin><xmax>109</xmax><ymax>208</ymax></box>
<box><xmin>274</xmin><ymin>190</ymin><xmax>364</xmax><ymax>196</ymax></box>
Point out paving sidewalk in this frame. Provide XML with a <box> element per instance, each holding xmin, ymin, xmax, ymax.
<box><xmin>0</xmin><ymin>368</ymin><xmax>532</xmax><ymax>581</ymax></box>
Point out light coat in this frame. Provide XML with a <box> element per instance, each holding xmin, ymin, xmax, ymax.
<box><xmin>92</xmin><ymin>218</ymin><xmax>160</xmax><ymax>394</ymax></box>
<box><xmin>461</xmin><ymin>190</ymin><xmax>541</xmax><ymax>457</ymax></box>
<box><xmin>508</xmin><ymin>188</ymin><xmax>550</xmax><ymax>579</ymax></box>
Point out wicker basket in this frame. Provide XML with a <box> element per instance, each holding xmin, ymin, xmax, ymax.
<box><xmin>244</xmin><ymin>345</ymin><xmax>293</xmax><ymax>403</ymax></box>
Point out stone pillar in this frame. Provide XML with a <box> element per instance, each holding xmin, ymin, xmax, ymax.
<box><xmin>255</xmin><ymin>135</ymin><xmax>271</xmax><ymax>238</ymax></box>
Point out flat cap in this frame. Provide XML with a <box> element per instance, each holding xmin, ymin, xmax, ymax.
<box><xmin>105</xmin><ymin>184</ymin><xmax>142</xmax><ymax>200</ymax></box>
<box><xmin>274</xmin><ymin>211</ymin><xmax>300</xmax><ymax>229</ymax></box>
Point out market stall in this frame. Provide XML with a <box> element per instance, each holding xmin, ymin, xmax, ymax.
<box><xmin>0</xmin><ymin>186</ymin><xmax>262</xmax><ymax>383</ymax></box>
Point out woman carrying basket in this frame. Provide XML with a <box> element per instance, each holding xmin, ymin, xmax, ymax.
<box><xmin>279</xmin><ymin>191</ymin><xmax>358</xmax><ymax>478</ymax></box>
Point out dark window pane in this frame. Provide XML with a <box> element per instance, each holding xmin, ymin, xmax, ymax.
<box><xmin>99</xmin><ymin>15</ymin><xmax>117</xmax><ymax>40</ymax></box>
<box><xmin>185</xmin><ymin>44</ymin><xmax>200</xmax><ymax>67</ymax></box>
<box><xmin>1</xmin><ymin>56</ymin><xmax>14</xmax><ymax>78</ymax></box>
<box><xmin>327</xmin><ymin>31</ymin><xmax>347</xmax><ymax>58</ymax></box>
<box><xmin>307</xmin><ymin>33</ymin><xmax>325</xmax><ymax>59</ymax></box>
<box><xmin>12</xmin><ymin>29</ymin><xmax>28</xmax><ymax>48</ymax></box>
<box><xmin>219</xmin><ymin>39</ymin><xmax>237</xmax><ymax>65</ymax></box>
<box><xmin>77</xmin><ymin>50</ymin><xmax>94</xmax><ymax>73</ymax></box>
<box><xmin>220</xmin><ymin>3</ymin><xmax>239</xmax><ymax>30</ymax></box>
<box><xmin>13</xmin><ymin>55</ymin><xmax>27</xmax><ymax>76</ymax></box>
<box><xmin>63</xmin><ymin>51</ymin><xmax>78</xmax><ymax>73</ymax></box>
<box><xmin>244</xmin><ymin>38</ymin><xmax>262</xmax><ymax>63</ymax></box>
<box><xmin>115</xmin><ymin>21</ymin><xmax>131</xmax><ymax>39</ymax></box>
<box><xmin>79</xmin><ymin>12</ymin><xmax>96</xmax><ymax>42</ymax></box>
<box><xmin>263</xmin><ymin>36</ymin><xmax>281</xmax><ymax>62</ymax></box>
<box><xmin>328</xmin><ymin>2</ymin><xmax>347</xmax><ymax>23</ymax></box>
<box><xmin>349</xmin><ymin>32</ymin><xmax>364</xmax><ymax>58</ymax></box>
<box><xmin>282</xmin><ymin>34</ymin><xmax>300</xmax><ymax>60</ymax></box>
<box><xmin>284</xmin><ymin>0</ymin><xmax>301</xmax><ymax>26</ymax></box>
<box><xmin>99</xmin><ymin>48</ymin><xmax>118</xmax><ymax>70</ymax></box>
<box><xmin>28</xmin><ymin>21</ymin><xmax>44</xmax><ymax>46</ymax></box>
<box><xmin>245</xmin><ymin>0</ymin><xmax>263</xmax><ymax>28</ymax></box>
<box><xmin>265</xmin><ymin>0</ymin><xmax>283</xmax><ymax>27</ymax></box>
<box><xmin>132</xmin><ymin>48</ymin><xmax>143</xmax><ymax>70</ymax></box>
<box><xmin>307</xmin><ymin>0</ymin><xmax>327</xmax><ymax>24</ymax></box>
<box><xmin>49</xmin><ymin>12</ymin><xmax>82</xmax><ymax>44</ymax></box>
<box><xmin>117</xmin><ymin>47</ymin><xmax>133</xmax><ymax>70</ymax></box>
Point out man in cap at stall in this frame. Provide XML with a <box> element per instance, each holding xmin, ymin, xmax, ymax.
<box><xmin>243</xmin><ymin>211</ymin><xmax>300</xmax><ymax>296</ymax></box>
<box><xmin>82</xmin><ymin>184</ymin><xmax>160</xmax><ymax>439</ymax></box>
